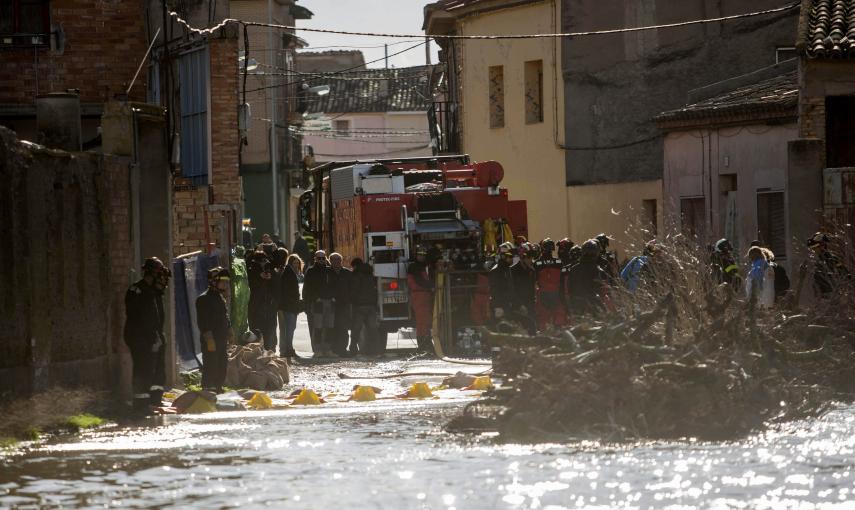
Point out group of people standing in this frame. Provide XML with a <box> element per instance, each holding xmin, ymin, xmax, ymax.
<box><xmin>240</xmin><ymin>232</ymin><xmax>385</xmax><ymax>360</ymax></box>
<box><xmin>486</xmin><ymin>235</ymin><xmax>620</xmax><ymax>334</ymax></box>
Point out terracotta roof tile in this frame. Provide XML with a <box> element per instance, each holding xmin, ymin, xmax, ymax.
<box><xmin>656</xmin><ymin>71</ymin><xmax>798</xmax><ymax>126</ymax></box>
<box><xmin>804</xmin><ymin>0</ymin><xmax>855</xmax><ymax>58</ymax></box>
<box><xmin>304</xmin><ymin>65</ymin><xmax>439</xmax><ymax>114</ymax></box>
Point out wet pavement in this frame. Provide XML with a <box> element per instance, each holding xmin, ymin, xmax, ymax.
<box><xmin>2</xmin><ymin>317</ymin><xmax>855</xmax><ymax>508</ymax></box>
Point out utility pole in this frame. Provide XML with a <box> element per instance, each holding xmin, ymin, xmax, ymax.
<box><xmin>385</xmin><ymin>44</ymin><xmax>389</xmax><ymax>69</ymax></box>
<box><xmin>268</xmin><ymin>0</ymin><xmax>279</xmax><ymax>237</ymax></box>
<box><xmin>425</xmin><ymin>37</ymin><xmax>430</xmax><ymax>65</ymax></box>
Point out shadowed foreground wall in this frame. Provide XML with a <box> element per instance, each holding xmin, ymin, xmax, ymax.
<box><xmin>0</xmin><ymin>126</ymin><xmax>133</xmax><ymax>395</ymax></box>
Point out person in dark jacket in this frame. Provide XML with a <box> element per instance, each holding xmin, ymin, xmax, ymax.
<box><xmin>124</xmin><ymin>257</ymin><xmax>171</xmax><ymax>414</ymax></box>
<box><xmin>349</xmin><ymin>258</ymin><xmax>381</xmax><ymax>356</ymax></box>
<box><xmin>807</xmin><ymin>232</ymin><xmax>850</xmax><ymax>297</ymax></box>
<box><xmin>489</xmin><ymin>242</ymin><xmax>517</xmax><ymax>321</ymax></box>
<box><xmin>711</xmin><ymin>238</ymin><xmax>741</xmax><ymax>288</ymax></box>
<box><xmin>247</xmin><ymin>250</ymin><xmax>278</xmax><ymax>350</ymax></box>
<box><xmin>328</xmin><ymin>252</ymin><xmax>353</xmax><ymax>356</ymax></box>
<box><xmin>303</xmin><ymin>250</ymin><xmax>335</xmax><ymax>357</ymax></box>
<box><xmin>277</xmin><ymin>254</ymin><xmax>303</xmax><ymax>358</ymax></box>
<box><xmin>196</xmin><ymin>267</ymin><xmax>232</xmax><ymax>393</ymax></box>
<box><xmin>512</xmin><ymin>242</ymin><xmax>538</xmax><ymax>334</ymax></box>
<box><xmin>565</xmin><ymin>239</ymin><xmax>610</xmax><ymax>318</ymax></box>
<box><xmin>292</xmin><ymin>232</ymin><xmax>311</xmax><ymax>270</ymax></box>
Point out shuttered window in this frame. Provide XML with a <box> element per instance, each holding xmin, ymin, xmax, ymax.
<box><xmin>757</xmin><ymin>191</ymin><xmax>786</xmax><ymax>259</ymax></box>
<box><xmin>179</xmin><ymin>47</ymin><xmax>210</xmax><ymax>185</ymax></box>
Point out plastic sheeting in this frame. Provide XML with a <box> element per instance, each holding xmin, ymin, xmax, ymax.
<box><xmin>173</xmin><ymin>252</ymin><xmax>221</xmax><ymax>362</ymax></box>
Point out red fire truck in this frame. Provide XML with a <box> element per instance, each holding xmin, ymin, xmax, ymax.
<box><xmin>298</xmin><ymin>154</ymin><xmax>527</xmax><ymax>343</ymax></box>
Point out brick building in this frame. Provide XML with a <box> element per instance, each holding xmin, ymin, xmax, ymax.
<box><xmin>0</xmin><ymin>0</ymin><xmax>149</xmax><ymax>143</ymax></box>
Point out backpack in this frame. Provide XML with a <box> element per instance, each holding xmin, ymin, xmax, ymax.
<box><xmin>771</xmin><ymin>262</ymin><xmax>790</xmax><ymax>295</ymax></box>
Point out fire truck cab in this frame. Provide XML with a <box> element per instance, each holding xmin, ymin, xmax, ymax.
<box><xmin>298</xmin><ymin>154</ymin><xmax>527</xmax><ymax>345</ymax></box>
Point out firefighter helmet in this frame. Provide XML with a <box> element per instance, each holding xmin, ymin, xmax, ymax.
<box><xmin>557</xmin><ymin>238</ymin><xmax>574</xmax><ymax>255</ymax></box>
<box><xmin>595</xmin><ymin>233</ymin><xmax>612</xmax><ymax>251</ymax></box>
<box><xmin>416</xmin><ymin>246</ymin><xmax>429</xmax><ymax>256</ymax></box>
<box><xmin>208</xmin><ymin>266</ymin><xmax>231</xmax><ymax>286</ymax></box>
<box><xmin>142</xmin><ymin>257</ymin><xmax>171</xmax><ymax>287</ymax></box>
<box><xmin>519</xmin><ymin>242</ymin><xmax>538</xmax><ymax>258</ymax></box>
<box><xmin>540</xmin><ymin>238</ymin><xmax>555</xmax><ymax>255</ymax></box>
<box><xmin>581</xmin><ymin>239</ymin><xmax>600</xmax><ymax>261</ymax></box>
<box><xmin>498</xmin><ymin>242</ymin><xmax>515</xmax><ymax>257</ymax></box>
<box><xmin>714</xmin><ymin>238</ymin><xmax>732</xmax><ymax>254</ymax></box>
<box><xmin>807</xmin><ymin>232</ymin><xmax>831</xmax><ymax>248</ymax></box>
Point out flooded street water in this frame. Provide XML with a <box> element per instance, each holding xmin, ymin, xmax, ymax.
<box><xmin>3</xmin><ymin>320</ymin><xmax>855</xmax><ymax>508</ymax></box>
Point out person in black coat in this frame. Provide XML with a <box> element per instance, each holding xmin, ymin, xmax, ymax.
<box><xmin>565</xmin><ymin>240</ymin><xmax>610</xmax><ymax>318</ymax></box>
<box><xmin>349</xmin><ymin>258</ymin><xmax>381</xmax><ymax>356</ymax></box>
<box><xmin>328</xmin><ymin>252</ymin><xmax>353</xmax><ymax>356</ymax></box>
<box><xmin>277</xmin><ymin>254</ymin><xmax>303</xmax><ymax>358</ymax></box>
<box><xmin>196</xmin><ymin>267</ymin><xmax>232</xmax><ymax>393</ymax></box>
<box><xmin>124</xmin><ymin>257</ymin><xmax>171</xmax><ymax>413</ymax></box>
<box><xmin>292</xmin><ymin>232</ymin><xmax>311</xmax><ymax>270</ymax></box>
<box><xmin>303</xmin><ymin>250</ymin><xmax>335</xmax><ymax>357</ymax></box>
<box><xmin>489</xmin><ymin>243</ymin><xmax>517</xmax><ymax>321</ymax></box>
<box><xmin>247</xmin><ymin>250</ymin><xmax>278</xmax><ymax>350</ymax></box>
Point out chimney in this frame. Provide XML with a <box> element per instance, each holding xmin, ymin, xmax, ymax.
<box><xmin>36</xmin><ymin>92</ymin><xmax>82</xmax><ymax>151</ymax></box>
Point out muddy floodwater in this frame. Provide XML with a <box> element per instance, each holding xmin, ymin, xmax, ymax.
<box><xmin>3</xmin><ymin>356</ymin><xmax>855</xmax><ymax>509</ymax></box>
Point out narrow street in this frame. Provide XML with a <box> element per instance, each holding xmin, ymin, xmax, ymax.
<box><xmin>3</xmin><ymin>319</ymin><xmax>855</xmax><ymax>508</ymax></box>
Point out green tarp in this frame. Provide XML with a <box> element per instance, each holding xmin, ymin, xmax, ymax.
<box><xmin>231</xmin><ymin>256</ymin><xmax>250</xmax><ymax>339</ymax></box>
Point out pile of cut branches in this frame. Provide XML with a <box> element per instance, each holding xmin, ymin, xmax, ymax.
<box><xmin>451</xmin><ymin>229</ymin><xmax>855</xmax><ymax>441</ymax></box>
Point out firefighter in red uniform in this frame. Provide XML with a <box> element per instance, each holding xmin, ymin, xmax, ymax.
<box><xmin>407</xmin><ymin>246</ymin><xmax>434</xmax><ymax>353</ymax></box>
<box><xmin>534</xmin><ymin>238</ymin><xmax>566</xmax><ymax>330</ymax></box>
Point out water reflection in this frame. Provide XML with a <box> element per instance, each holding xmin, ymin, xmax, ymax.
<box><xmin>2</xmin><ymin>403</ymin><xmax>854</xmax><ymax>508</ymax></box>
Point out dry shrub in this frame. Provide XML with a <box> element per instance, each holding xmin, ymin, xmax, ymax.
<box><xmin>455</xmin><ymin>221</ymin><xmax>855</xmax><ymax>441</ymax></box>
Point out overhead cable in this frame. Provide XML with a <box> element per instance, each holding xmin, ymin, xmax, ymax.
<box><xmin>169</xmin><ymin>3</ymin><xmax>798</xmax><ymax>40</ymax></box>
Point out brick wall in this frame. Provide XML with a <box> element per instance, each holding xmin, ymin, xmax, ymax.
<box><xmin>0</xmin><ymin>0</ymin><xmax>148</xmax><ymax>104</ymax></box>
<box><xmin>169</xmin><ymin>35</ymin><xmax>240</xmax><ymax>259</ymax></box>
<box><xmin>209</xmin><ymin>36</ymin><xmax>241</xmax><ymax>206</ymax></box>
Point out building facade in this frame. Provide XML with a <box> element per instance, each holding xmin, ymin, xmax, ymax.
<box><xmin>561</xmin><ymin>0</ymin><xmax>799</xmax><ymax>255</ymax></box>
<box><xmin>232</xmin><ymin>0</ymin><xmax>311</xmax><ymax>244</ymax></box>
<box><xmin>298</xmin><ymin>62</ymin><xmax>437</xmax><ymax>164</ymax></box>
<box><xmin>658</xmin><ymin>65</ymin><xmax>799</xmax><ymax>263</ymax></box>
<box><xmin>424</xmin><ymin>0</ymin><xmax>569</xmax><ymax>243</ymax></box>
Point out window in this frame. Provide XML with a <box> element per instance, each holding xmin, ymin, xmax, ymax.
<box><xmin>488</xmin><ymin>65</ymin><xmax>504</xmax><ymax>128</ymax></box>
<box><xmin>0</xmin><ymin>0</ymin><xmax>50</xmax><ymax>46</ymax></box>
<box><xmin>680</xmin><ymin>197</ymin><xmax>706</xmax><ymax>240</ymax></box>
<box><xmin>757</xmin><ymin>191</ymin><xmax>786</xmax><ymax>259</ymax></box>
<box><xmin>333</xmin><ymin>119</ymin><xmax>350</xmax><ymax>135</ymax></box>
<box><xmin>524</xmin><ymin>60</ymin><xmax>544</xmax><ymax>124</ymax></box>
<box><xmin>179</xmin><ymin>47</ymin><xmax>210</xmax><ymax>186</ymax></box>
<box><xmin>776</xmin><ymin>47</ymin><xmax>797</xmax><ymax>64</ymax></box>
<box><xmin>642</xmin><ymin>199</ymin><xmax>657</xmax><ymax>236</ymax></box>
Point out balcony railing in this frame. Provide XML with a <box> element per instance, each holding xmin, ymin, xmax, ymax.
<box><xmin>428</xmin><ymin>101</ymin><xmax>460</xmax><ymax>155</ymax></box>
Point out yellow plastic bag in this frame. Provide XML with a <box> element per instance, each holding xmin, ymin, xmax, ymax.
<box><xmin>465</xmin><ymin>376</ymin><xmax>494</xmax><ymax>391</ymax></box>
<box><xmin>247</xmin><ymin>392</ymin><xmax>273</xmax><ymax>410</ymax></box>
<box><xmin>293</xmin><ymin>389</ymin><xmax>321</xmax><ymax>405</ymax></box>
<box><xmin>184</xmin><ymin>396</ymin><xmax>217</xmax><ymax>414</ymax></box>
<box><xmin>406</xmin><ymin>382</ymin><xmax>434</xmax><ymax>399</ymax></box>
<box><xmin>349</xmin><ymin>386</ymin><xmax>377</xmax><ymax>402</ymax></box>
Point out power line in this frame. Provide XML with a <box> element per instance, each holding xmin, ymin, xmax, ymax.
<box><xmin>244</xmin><ymin>41</ymin><xmax>427</xmax><ymax>94</ymax></box>
<box><xmin>169</xmin><ymin>3</ymin><xmax>798</xmax><ymax>40</ymax></box>
<box><xmin>297</xmin><ymin>40</ymin><xmax>424</xmax><ymax>50</ymax></box>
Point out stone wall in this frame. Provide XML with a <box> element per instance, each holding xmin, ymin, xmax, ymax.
<box><xmin>0</xmin><ymin>127</ymin><xmax>133</xmax><ymax>395</ymax></box>
<box><xmin>561</xmin><ymin>0</ymin><xmax>799</xmax><ymax>186</ymax></box>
